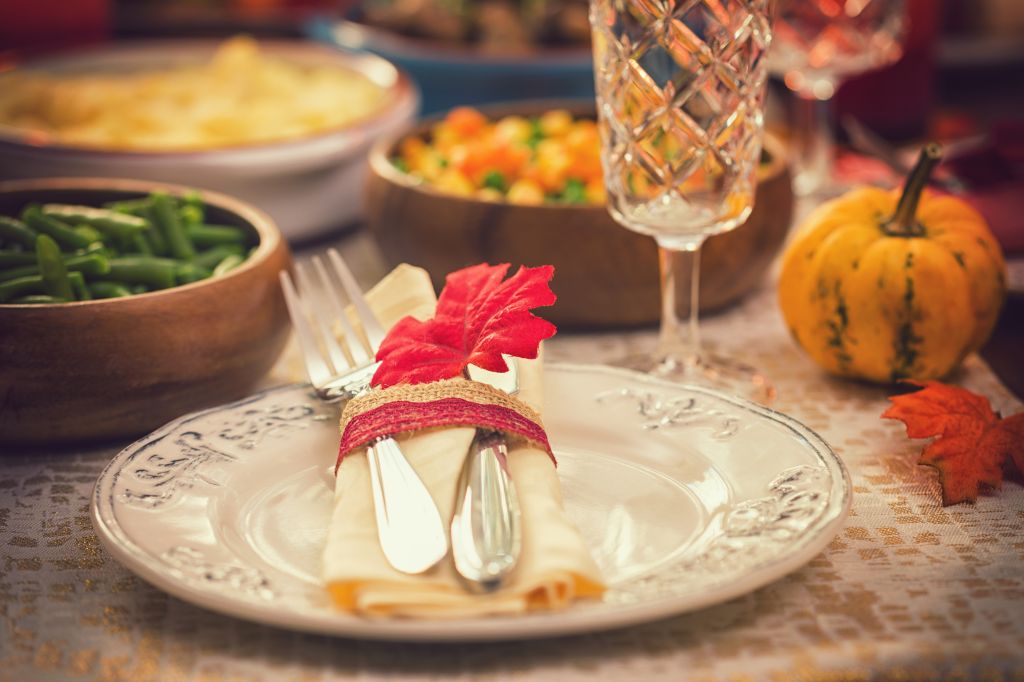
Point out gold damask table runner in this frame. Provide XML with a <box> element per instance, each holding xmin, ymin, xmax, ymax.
<box><xmin>1</xmin><ymin>234</ymin><xmax>1021</xmax><ymax>681</ymax></box>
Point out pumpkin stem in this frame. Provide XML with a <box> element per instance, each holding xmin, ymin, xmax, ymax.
<box><xmin>885</xmin><ymin>143</ymin><xmax>943</xmax><ymax>237</ymax></box>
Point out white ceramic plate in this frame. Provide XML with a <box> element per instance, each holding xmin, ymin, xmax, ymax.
<box><xmin>91</xmin><ymin>363</ymin><xmax>851</xmax><ymax>641</ymax></box>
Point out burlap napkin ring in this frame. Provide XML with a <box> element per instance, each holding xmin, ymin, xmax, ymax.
<box><xmin>336</xmin><ymin>378</ymin><xmax>555</xmax><ymax>472</ymax></box>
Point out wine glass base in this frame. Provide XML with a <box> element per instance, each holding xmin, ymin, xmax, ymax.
<box><xmin>615</xmin><ymin>351</ymin><xmax>776</xmax><ymax>406</ymax></box>
<box><xmin>793</xmin><ymin>170</ymin><xmax>850</xmax><ymax>199</ymax></box>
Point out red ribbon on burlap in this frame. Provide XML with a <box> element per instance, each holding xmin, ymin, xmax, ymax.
<box><xmin>336</xmin><ymin>378</ymin><xmax>554</xmax><ymax>473</ymax></box>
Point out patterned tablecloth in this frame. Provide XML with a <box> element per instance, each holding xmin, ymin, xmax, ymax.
<box><xmin>2</xmin><ymin>231</ymin><xmax>1022</xmax><ymax>682</ymax></box>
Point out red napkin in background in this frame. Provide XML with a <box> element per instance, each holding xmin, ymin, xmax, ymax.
<box><xmin>0</xmin><ymin>0</ymin><xmax>110</xmax><ymax>55</ymax></box>
<box><xmin>944</xmin><ymin>121</ymin><xmax>1024</xmax><ymax>255</ymax></box>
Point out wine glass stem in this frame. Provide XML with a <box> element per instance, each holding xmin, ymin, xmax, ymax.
<box><xmin>655</xmin><ymin>237</ymin><xmax>707</xmax><ymax>369</ymax></box>
<box><xmin>792</xmin><ymin>91</ymin><xmax>834</xmax><ymax>195</ymax></box>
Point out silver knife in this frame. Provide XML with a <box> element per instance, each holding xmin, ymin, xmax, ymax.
<box><xmin>450</xmin><ymin>360</ymin><xmax>523</xmax><ymax>592</ymax></box>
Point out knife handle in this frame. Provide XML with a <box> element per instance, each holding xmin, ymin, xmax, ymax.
<box><xmin>366</xmin><ymin>435</ymin><xmax>449</xmax><ymax>575</ymax></box>
<box><xmin>450</xmin><ymin>429</ymin><xmax>523</xmax><ymax>592</ymax></box>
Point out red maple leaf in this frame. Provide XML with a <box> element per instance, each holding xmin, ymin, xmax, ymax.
<box><xmin>371</xmin><ymin>263</ymin><xmax>557</xmax><ymax>387</ymax></box>
<box><xmin>882</xmin><ymin>381</ymin><xmax>1024</xmax><ymax>506</ymax></box>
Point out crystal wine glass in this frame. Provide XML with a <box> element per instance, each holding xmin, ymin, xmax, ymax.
<box><xmin>589</xmin><ymin>0</ymin><xmax>775</xmax><ymax>402</ymax></box>
<box><xmin>770</xmin><ymin>0</ymin><xmax>906</xmax><ymax>195</ymax></box>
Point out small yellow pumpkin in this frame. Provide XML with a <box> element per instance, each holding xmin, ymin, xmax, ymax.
<box><xmin>778</xmin><ymin>145</ymin><xmax>1007</xmax><ymax>383</ymax></box>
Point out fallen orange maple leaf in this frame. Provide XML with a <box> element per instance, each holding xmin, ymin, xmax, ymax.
<box><xmin>882</xmin><ymin>381</ymin><xmax>1024</xmax><ymax>506</ymax></box>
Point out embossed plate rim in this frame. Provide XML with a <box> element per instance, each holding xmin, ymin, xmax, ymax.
<box><xmin>92</xmin><ymin>362</ymin><xmax>851</xmax><ymax>642</ymax></box>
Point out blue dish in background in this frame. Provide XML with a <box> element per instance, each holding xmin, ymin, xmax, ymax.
<box><xmin>306</xmin><ymin>18</ymin><xmax>595</xmax><ymax>114</ymax></box>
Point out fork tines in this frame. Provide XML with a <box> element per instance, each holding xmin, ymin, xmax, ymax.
<box><xmin>279</xmin><ymin>248</ymin><xmax>386</xmax><ymax>393</ymax></box>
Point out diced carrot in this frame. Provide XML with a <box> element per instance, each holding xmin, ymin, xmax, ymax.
<box><xmin>400</xmin><ymin>136</ymin><xmax>427</xmax><ymax>159</ymax></box>
<box><xmin>566</xmin><ymin>123</ymin><xmax>599</xmax><ymax>152</ymax></box>
<box><xmin>567</xmin><ymin>150</ymin><xmax>603</xmax><ymax>183</ymax></box>
<box><xmin>446</xmin><ymin>107</ymin><xmax>488</xmax><ymax>138</ymax></box>
<box><xmin>490</xmin><ymin>141</ymin><xmax>529</xmax><ymax>178</ymax></box>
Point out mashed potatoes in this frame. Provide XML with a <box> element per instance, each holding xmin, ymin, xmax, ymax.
<box><xmin>0</xmin><ymin>37</ymin><xmax>389</xmax><ymax>151</ymax></box>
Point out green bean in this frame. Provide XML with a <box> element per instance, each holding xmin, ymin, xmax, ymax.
<box><xmin>175</xmin><ymin>263</ymin><xmax>212</xmax><ymax>284</ymax></box>
<box><xmin>36</xmin><ymin>235</ymin><xmax>73</xmax><ymax>300</ymax></box>
<box><xmin>3</xmin><ymin>191</ymin><xmax>247</xmax><ymax>303</ymax></box>
<box><xmin>140</xmin><ymin>207</ymin><xmax>169</xmax><ymax>257</ymax></box>
<box><xmin>0</xmin><ymin>216</ymin><xmax>38</xmax><ymax>249</ymax></box>
<box><xmin>191</xmin><ymin>244</ymin><xmax>244</xmax><ymax>270</ymax></box>
<box><xmin>150</xmin><ymin>193</ymin><xmax>195</xmax><ymax>259</ymax></box>
<box><xmin>213</xmin><ymin>254</ymin><xmax>244</xmax><ymax>277</ymax></box>
<box><xmin>0</xmin><ymin>253</ymin><xmax>111</xmax><ymax>282</ymax></box>
<box><xmin>186</xmin><ymin>224</ymin><xmax>248</xmax><ymax>248</ymax></box>
<box><xmin>107</xmin><ymin>257</ymin><xmax>178</xmax><ymax>289</ymax></box>
<box><xmin>105</xmin><ymin>198</ymin><xmax>154</xmax><ymax>216</ymax></box>
<box><xmin>184</xmin><ymin>191</ymin><xmax>204</xmax><ymax>215</ymax></box>
<box><xmin>88</xmin><ymin>281</ymin><xmax>133</xmax><ymax>299</ymax></box>
<box><xmin>11</xmin><ymin>294</ymin><xmax>68</xmax><ymax>304</ymax></box>
<box><xmin>180</xmin><ymin>191</ymin><xmax>204</xmax><ymax>227</ymax></box>
<box><xmin>0</xmin><ymin>266</ymin><xmax>32</xmax><ymax>282</ymax></box>
<box><xmin>42</xmin><ymin>204</ymin><xmax>150</xmax><ymax>239</ymax></box>
<box><xmin>0</xmin><ymin>275</ymin><xmax>47</xmax><ymax>303</ymax></box>
<box><xmin>131</xmin><ymin>232</ymin><xmax>153</xmax><ymax>256</ymax></box>
<box><xmin>0</xmin><ymin>251</ymin><xmax>38</xmax><ymax>267</ymax></box>
<box><xmin>73</xmin><ymin>225</ymin><xmax>103</xmax><ymax>244</ymax></box>
<box><xmin>180</xmin><ymin>205</ymin><xmax>203</xmax><ymax>229</ymax></box>
<box><xmin>22</xmin><ymin>206</ymin><xmax>93</xmax><ymax>250</ymax></box>
<box><xmin>67</xmin><ymin>271</ymin><xmax>90</xmax><ymax>301</ymax></box>
<box><xmin>69</xmin><ymin>253</ymin><xmax>110</xmax><ymax>277</ymax></box>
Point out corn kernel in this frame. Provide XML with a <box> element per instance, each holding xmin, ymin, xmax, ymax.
<box><xmin>476</xmin><ymin>187</ymin><xmax>504</xmax><ymax>202</ymax></box>
<box><xmin>434</xmin><ymin>169</ymin><xmax>475</xmax><ymax>197</ymax></box>
<box><xmin>506</xmin><ymin>179</ymin><xmax>545</xmax><ymax>205</ymax></box>
<box><xmin>432</xmin><ymin>123</ymin><xmax>460</xmax><ymax>152</ymax></box>
<box><xmin>539</xmin><ymin>109</ymin><xmax>573</xmax><ymax>137</ymax></box>
<box><xmin>566</xmin><ymin>123</ymin><xmax>599</xmax><ymax>151</ymax></box>
<box><xmin>494</xmin><ymin>116</ymin><xmax>532</xmax><ymax>144</ymax></box>
<box><xmin>416</xmin><ymin>152</ymin><xmax>446</xmax><ymax>181</ymax></box>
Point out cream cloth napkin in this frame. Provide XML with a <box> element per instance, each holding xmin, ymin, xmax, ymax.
<box><xmin>322</xmin><ymin>264</ymin><xmax>605</xmax><ymax>618</ymax></box>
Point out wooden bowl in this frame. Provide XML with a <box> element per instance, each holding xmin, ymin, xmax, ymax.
<box><xmin>366</xmin><ymin>102</ymin><xmax>794</xmax><ymax>328</ymax></box>
<box><xmin>0</xmin><ymin>178</ymin><xmax>292</xmax><ymax>447</ymax></box>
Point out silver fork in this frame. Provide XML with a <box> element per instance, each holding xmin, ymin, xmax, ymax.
<box><xmin>279</xmin><ymin>248</ymin><xmax>448</xmax><ymax>575</ymax></box>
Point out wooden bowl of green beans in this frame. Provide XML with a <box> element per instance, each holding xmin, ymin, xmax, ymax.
<box><xmin>0</xmin><ymin>177</ymin><xmax>292</xmax><ymax>446</ymax></box>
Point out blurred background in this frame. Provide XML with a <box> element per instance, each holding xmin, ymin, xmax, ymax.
<box><xmin>1</xmin><ymin>0</ymin><xmax>1022</xmax><ymax>389</ymax></box>
<box><xmin>3</xmin><ymin>0</ymin><xmax>1022</xmax><ymax>177</ymax></box>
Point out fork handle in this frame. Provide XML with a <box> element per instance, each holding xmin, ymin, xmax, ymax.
<box><xmin>366</xmin><ymin>436</ymin><xmax>449</xmax><ymax>575</ymax></box>
<box><xmin>450</xmin><ymin>429</ymin><xmax>522</xmax><ymax>592</ymax></box>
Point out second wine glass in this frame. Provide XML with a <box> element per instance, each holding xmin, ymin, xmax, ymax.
<box><xmin>770</xmin><ymin>0</ymin><xmax>906</xmax><ymax>195</ymax></box>
<box><xmin>589</xmin><ymin>0</ymin><xmax>775</xmax><ymax>402</ymax></box>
